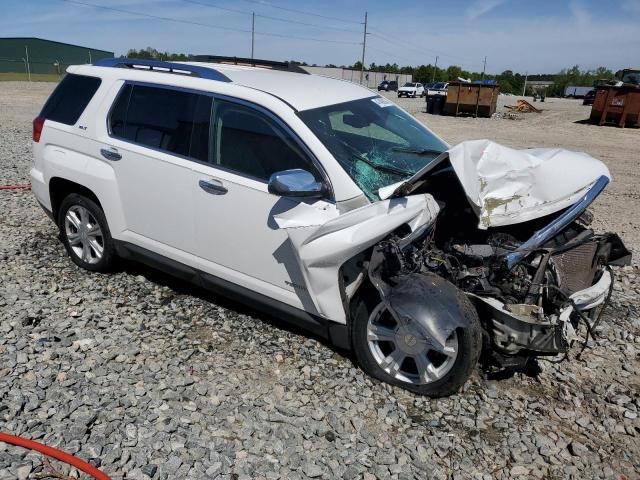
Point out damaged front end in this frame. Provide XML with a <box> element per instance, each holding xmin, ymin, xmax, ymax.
<box><xmin>368</xmin><ymin>142</ymin><xmax>631</xmax><ymax>371</ymax></box>
<box><xmin>421</xmin><ymin>220</ymin><xmax>629</xmax><ymax>369</ymax></box>
<box><xmin>275</xmin><ymin>137</ymin><xmax>630</xmax><ymax>390</ymax></box>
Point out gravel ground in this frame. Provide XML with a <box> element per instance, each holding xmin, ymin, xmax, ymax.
<box><xmin>1</xmin><ymin>81</ymin><xmax>639</xmax><ymax>480</ymax></box>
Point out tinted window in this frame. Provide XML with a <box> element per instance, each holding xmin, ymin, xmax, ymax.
<box><xmin>109</xmin><ymin>84</ymin><xmax>132</xmax><ymax>138</ymax></box>
<box><xmin>40</xmin><ymin>73</ymin><xmax>101</xmax><ymax>125</ymax></box>
<box><xmin>213</xmin><ymin>100</ymin><xmax>318</xmax><ymax>181</ymax></box>
<box><xmin>110</xmin><ymin>84</ymin><xmax>212</xmax><ymax>161</ymax></box>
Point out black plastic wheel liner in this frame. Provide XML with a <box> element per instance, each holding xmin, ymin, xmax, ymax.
<box><xmin>368</xmin><ymin>247</ymin><xmax>470</xmax><ymax>351</ymax></box>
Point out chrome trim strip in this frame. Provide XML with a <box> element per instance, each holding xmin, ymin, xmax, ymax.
<box><xmin>505</xmin><ymin>175</ymin><xmax>610</xmax><ymax>269</ymax></box>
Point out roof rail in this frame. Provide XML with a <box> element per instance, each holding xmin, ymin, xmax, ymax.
<box><xmin>94</xmin><ymin>58</ymin><xmax>231</xmax><ymax>82</ymax></box>
<box><xmin>192</xmin><ymin>55</ymin><xmax>309</xmax><ymax>74</ymax></box>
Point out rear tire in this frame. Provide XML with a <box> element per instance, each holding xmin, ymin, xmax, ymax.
<box><xmin>351</xmin><ymin>287</ymin><xmax>482</xmax><ymax>397</ymax></box>
<box><xmin>58</xmin><ymin>194</ymin><xmax>116</xmax><ymax>272</ymax></box>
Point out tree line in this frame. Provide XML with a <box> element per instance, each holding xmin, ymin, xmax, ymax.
<box><xmin>124</xmin><ymin>47</ymin><xmax>620</xmax><ymax>97</ymax></box>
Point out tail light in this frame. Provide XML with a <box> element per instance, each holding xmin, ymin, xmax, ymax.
<box><xmin>33</xmin><ymin>116</ymin><xmax>45</xmax><ymax>142</ymax></box>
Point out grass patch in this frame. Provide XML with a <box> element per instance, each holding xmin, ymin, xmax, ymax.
<box><xmin>0</xmin><ymin>73</ymin><xmax>61</xmax><ymax>82</ymax></box>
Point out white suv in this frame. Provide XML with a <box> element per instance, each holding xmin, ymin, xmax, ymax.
<box><xmin>31</xmin><ymin>58</ymin><xmax>629</xmax><ymax>397</ymax></box>
<box><xmin>397</xmin><ymin>82</ymin><xmax>425</xmax><ymax>98</ymax></box>
<box><xmin>426</xmin><ymin>82</ymin><xmax>449</xmax><ymax>97</ymax></box>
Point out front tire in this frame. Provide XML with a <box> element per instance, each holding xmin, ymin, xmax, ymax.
<box><xmin>58</xmin><ymin>194</ymin><xmax>116</xmax><ymax>272</ymax></box>
<box><xmin>351</xmin><ymin>288</ymin><xmax>482</xmax><ymax>397</ymax></box>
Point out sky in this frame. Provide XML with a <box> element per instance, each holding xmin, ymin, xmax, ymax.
<box><xmin>2</xmin><ymin>0</ymin><xmax>639</xmax><ymax>74</ymax></box>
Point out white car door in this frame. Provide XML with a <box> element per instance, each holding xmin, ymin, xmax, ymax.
<box><xmin>190</xmin><ymin>98</ymin><xmax>333</xmax><ymax>312</ymax></box>
<box><xmin>103</xmin><ymin>83</ymin><xmax>212</xmax><ymax>254</ymax></box>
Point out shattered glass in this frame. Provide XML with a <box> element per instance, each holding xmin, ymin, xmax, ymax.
<box><xmin>347</xmin><ymin>151</ymin><xmax>410</xmax><ymax>201</ymax></box>
<box><xmin>298</xmin><ymin>97</ymin><xmax>447</xmax><ymax>201</ymax></box>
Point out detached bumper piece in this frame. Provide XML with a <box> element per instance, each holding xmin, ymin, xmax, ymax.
<box><xmin>475</xmin><ymin>232</ymin><xmax>630</xmax><ymax>368</ymax></box>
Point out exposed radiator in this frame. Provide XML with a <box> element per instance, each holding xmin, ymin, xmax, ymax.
<box><xmin>552</xmin><ymin>242</ymin><xmax>599</xmax><ymax>295</ymax></box>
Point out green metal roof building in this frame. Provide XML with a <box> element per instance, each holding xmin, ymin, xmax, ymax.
<box><xmin>0</xmin><ymin>37</ymin><xmax>113</xmax><ymax>76</ymax></box>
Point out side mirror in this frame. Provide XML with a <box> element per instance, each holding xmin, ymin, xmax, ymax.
<box><xmin>268</xmin><ymin>169</ymin><xmax>324</xmax><ymax>198</ymax></box>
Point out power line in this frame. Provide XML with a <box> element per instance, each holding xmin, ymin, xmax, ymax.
<box><xmin>59</xmin><ymin>0</ymin><xmax>360</xmax><ymax>45</ymax></box>
<box><xmin>368</xmin><ymin>31</ymin><xmax>484</xmax><ymax>69</ymax></box>
<box><xmin>256</xmin><ymin>31</ymin><xmax>359</xmax><ymax>45</ymax></box>
<box><xmin>365</xmin><ymin>47</ymin><xmax>416</xmax><ymax>65</ymax></box>
<box><xmin>180</xmin><ymin>0</ymin><xmax>362</xmax><ymax>34</ymax></box>
<box><xmin>238</xmin><ymin>0</ymin><xmax>362</xmax><ymax>24</ymax></box>
<box><xmin>61</xmin><ymin>0</ymin><xmax>251</xmax><ymax>34</ymax></box>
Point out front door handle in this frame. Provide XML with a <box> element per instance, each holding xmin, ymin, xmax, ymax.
<box><xmin>100</xmin><ymin>147</ymin><xmax>122</xmax><ymax>161</ymax></box>
<box><xmin>199</xmin><ymin>179</ymin><xmax>227</xmax><ymax>195</ymax></box>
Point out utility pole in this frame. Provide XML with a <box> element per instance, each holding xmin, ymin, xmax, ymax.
<box><xmin>522</xmin><ymin>71</ymin><xmax>528</xmax><ymax>96</ymax></box>
<box><xmin>432</xmin><ymin>55</ymin><xmax>438</xmax><ymax>83</ymax></box>
<box><xmin>251</xmin><ymin>12</ymin><xmax>255</xmax><ymax>61</ymax></box>
<box><xmin>359</xmin><ymin>11</ymin><xmax>367</xmax><ymax>85</ymax></box>
<box><xmin>481</xmin><ymin>56</ymin><xmax>487</xmax><ymax>81</ymax></box>
<box><xmin>25</xmin><ymin>45</ymin><xmax>31</xmax><ymax>82</ymax></box>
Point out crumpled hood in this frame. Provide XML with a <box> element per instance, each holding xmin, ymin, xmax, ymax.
<box><xmin>380</xmin><ymin>140</ymin><xmax>612</xmax><ymax>229</ymax></box>
<box><xmin>448</xmin><ymin>140</ymin><xmax>611</xmax><ymax>229</ymax></box>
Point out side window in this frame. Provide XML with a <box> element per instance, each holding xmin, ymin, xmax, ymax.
<box><xmin>109</xmin><ymin>84</ymin><xmax>212</xmax><ymax>161</ymax></box>
<box><xmin>109</xmin><ymin>84</ymin><xmax>131</xmax><ymax>138</ymax></box>
<box><xmin>40</xmin><ymin>73</ymin><xmax>101</xmax><ymax>125</ymax></box>
<box><xmin>213</xmin><ymin>100</ymin><xmax>318</xmax><ymax>181</ymax></box>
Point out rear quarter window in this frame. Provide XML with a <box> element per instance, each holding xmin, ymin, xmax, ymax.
<box><xmin>40</xmin><ymin>74</ymin><xmax>102</xmax><ymax>125</ymax></box>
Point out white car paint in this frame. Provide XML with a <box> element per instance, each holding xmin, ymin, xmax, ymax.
<box><xmin>397</xmin><ymin>83</ymin><xmax>425</xmax><ymax>97</ymax></box>
<box><xmin>29</xmin><ymin>61</ymin><xmax>613</xmax><ymax>329</ymax></box>
<box><xmin>186</xmin><ymin>62</ymin><xmax>374</xmax><ymax>112</ymax></box>
<box><xmin>274</xmin><ymin>194</ymin><xmax>440</xmax><ymax>322</ymax></box>
<box><xmin>379</xmin><ymin>140</ymin><xmax>611</xmax><ymax>230</ymax></box>
<box><xmin>447</xmin><ymin>140</ymin><xmax>611</xmax><ymax>229</ymax></box>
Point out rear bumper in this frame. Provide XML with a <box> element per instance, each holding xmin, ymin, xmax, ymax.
<box><xmin>30</xmin><ymin>167</ymin><xmax>50</xmax><ymax>211</ymax></box>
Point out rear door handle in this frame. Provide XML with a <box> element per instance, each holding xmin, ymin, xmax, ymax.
<box><xmin>100</xmin><ymin>147</ymin><xmax>122</xmax><ymax>161</ymax></box>
<box><xmin>199</xmin><ymin>179</ymin><xmax>227</xmax><ymax>195</ymax></box>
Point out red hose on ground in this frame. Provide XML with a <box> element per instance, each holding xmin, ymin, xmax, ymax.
<box><xmin>0</xmin><ymin>184</ymin><xmax>31</xmax><ymax>190</ymax></box>
<box><xmin>0</xmin><ymin>432</ymin><xmax>111</xmax><ymax>480</ymax></box>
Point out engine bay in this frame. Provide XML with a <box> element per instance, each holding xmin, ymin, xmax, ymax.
<box><xmin>370</xmin><ymin>159</ymin><xmax>631</xmax><ymax>370</ymax></box>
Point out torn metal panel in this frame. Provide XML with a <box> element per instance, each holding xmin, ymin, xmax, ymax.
<box><xmin>447</xmin><ymin>140</ymin><xmax>611</xmax><ymax>229</ymax></box>
<box><xmin>274</xmin><ymin>194</ymin><xmax>440</xmax><ymax>323</ymax></box>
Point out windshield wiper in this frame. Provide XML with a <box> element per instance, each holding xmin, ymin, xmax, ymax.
<box><xmin>360</xmin><ymin>159</ymin><xmax>413</xmax><ymax>177</ymax></box>
<box><xmin>391</xmin><ymin>146</ymin><xmax>443</xmax><ymax>156</ymax></box>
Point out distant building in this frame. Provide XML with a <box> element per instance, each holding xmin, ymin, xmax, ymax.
<box><xmin>0</xmin><ymin>37</ymin><xmax>113</xmax><ymax>75</ymax></box>
<box><xmin>302</xmin><ymin>66</ymin><xmax>412</xmax><ymax>89</ymax></box>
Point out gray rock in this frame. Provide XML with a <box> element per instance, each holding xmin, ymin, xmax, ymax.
<box><xmin>15</xmin><ymin>463</ymin><xmax>31</xmax><ymax>480</ymax></box>
<box><xmin>303</xmin><ymin>463</ymin><xmax>324</xmax><ymax>478</ymax></box>
<box><xmin>568</xmin><ymin>441</ymin><xmax>589</xmax><ymax>457</ymax></box>
<box><xmin>142</xmin><ymin>464</ymin><xmax>158</xmax><ymax>477</ymax></box>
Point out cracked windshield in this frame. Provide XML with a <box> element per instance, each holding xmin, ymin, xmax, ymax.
<box><xmin>298</xmin><ymin>96</ymin><xmax>448</xmax><ymax>200</ymax></box>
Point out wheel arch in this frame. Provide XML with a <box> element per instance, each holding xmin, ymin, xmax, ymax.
<box><xmin>49</xmin><ymin>177</ymin><xmax>103</xmax><ymax>223</ymax></box>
